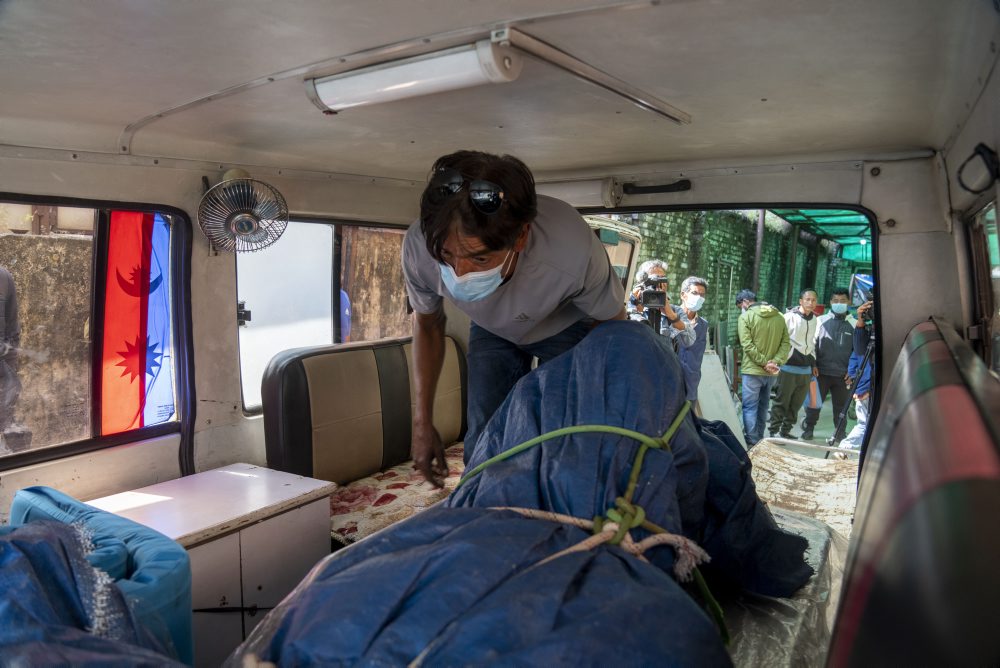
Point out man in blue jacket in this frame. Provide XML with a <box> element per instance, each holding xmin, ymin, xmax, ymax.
<box><xmin>840</xmin><ymin>300</ymin><xmax>875</xmax><ymax>450</ymax></box>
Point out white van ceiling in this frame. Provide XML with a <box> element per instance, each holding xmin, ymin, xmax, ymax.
<box><xmin>0</xmin><ymin>0</ymin><xmax>997</xmax><ymax>180</ymax></box>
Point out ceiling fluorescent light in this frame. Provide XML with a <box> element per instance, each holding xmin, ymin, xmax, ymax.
<box><xmin>537</xmin><ymin>178</ymin><xmax>623</xmax><ymax>208</ymax></box>
<box><xmin>307</xmin><ymin>40</ymin><xmax>522</xmax><ymax>113</ymax></box>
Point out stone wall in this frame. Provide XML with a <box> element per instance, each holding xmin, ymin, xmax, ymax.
<box><xmin>0</xmin><ymin>233</ymin><xmax>92</xmax><ymax>449</ymax></box>
<box><xmin>630</xmin><ymin>210</ymin><xmax>850</xmax><ymax>348</ymax></box>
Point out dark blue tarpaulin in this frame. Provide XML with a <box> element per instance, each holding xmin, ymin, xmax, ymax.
<box><xmin>233</xmin><ymin>321</ymin><xmax>811</xmax><ymax>666</ymax></box>
<box><xmin>0</xmin><ymin>520</ymin><xmax>184</xmax><ymax>666</ymax></box>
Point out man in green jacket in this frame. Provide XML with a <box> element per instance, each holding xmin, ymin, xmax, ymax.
<box><xmin>736</xmin><ymin>289</ymin><xmax>791</xmax><ymax>445</ymax></box>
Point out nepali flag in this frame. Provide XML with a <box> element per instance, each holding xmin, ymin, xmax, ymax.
<box><xmin>100</xmin><ymin>211</ymin><xmax>175</xmax><ymax>435</ymax></box>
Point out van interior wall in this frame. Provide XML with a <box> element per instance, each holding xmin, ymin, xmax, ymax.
<box><xmin>0</xmin><ymin>137</ymin><xmax>981</xmax><ymax>490</ymax></box>
<box><xmin>0</xmin><ymin>154</ymin><xmax>419</xmax><ymax>490</ymax></box>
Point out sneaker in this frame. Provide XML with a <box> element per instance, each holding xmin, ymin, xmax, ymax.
<box><xmin>831</xmin><ymin>451</ymin><xmax>849</xmax><ymax>461</ymax></box>
<box><xmin>800</xmin><ymin>428</ymin><xmax>814</xmax><ymax>440</ymax></box>
<box><xmin>779</xmin><ymin>429</ymin><xmax>792</xmax><ymax>439</ymax></box>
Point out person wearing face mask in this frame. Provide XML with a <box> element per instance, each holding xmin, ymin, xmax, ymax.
<box><xmin>668</xmin><ymin>277</ymin><xmax>709</xmax><ymax>402</ymax></box>
<box><xmin>736</xmin><ymin>289</ymin><xmax>790</xmax><ymax>446</ymax></box>
<box><xmin>626</xmin><ymin>260</ymin><xmax>692</xmax><ymax>343</ymax></box>
<box><xmin>402</xmin><ymin>150</ymin><xmax>626</xmax><ymax>486</ymax></box>
<box><xmin>800</xmin><ymin>288</ymin><xmax>856</xmax><ymax>442</ymax></box>
<box><xmin>768</xmin><ymin>289</ymin><xmax>819</xmax><ymax>439</ymax></box>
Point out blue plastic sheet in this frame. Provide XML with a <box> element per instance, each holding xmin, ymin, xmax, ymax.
<box><xmin>233</xmin><ymin>321</ymin><xmax>811</xmax><ymax>666</ymax></box>
<box><xmin>10</xmin><ymin>486</ymin><xmax>193</xmax><ymax>664</ymax></box>
<box><xmin>0</xmin><ymin>520</ymin><xmax>184</xmax><ymax>666</ymax></box>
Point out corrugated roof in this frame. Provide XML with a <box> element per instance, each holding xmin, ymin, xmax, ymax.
<box><xmin>770</xmin><ymin>208</ymin><xmax>872</xmax><ymax>262</ymax></box>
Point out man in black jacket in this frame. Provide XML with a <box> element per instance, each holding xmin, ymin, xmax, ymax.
<box><xmin>801</xmin><ymin>288</ymin><xmax>854</xmax><ymax>442</ymax></box>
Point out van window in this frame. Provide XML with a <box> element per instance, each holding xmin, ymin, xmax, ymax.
<box><xmin>236</xmin><ymin>221</ymin><xmax>410</xmax><ymax>411</ymax></box>
<box><xmin>0</xmin><ymin>203</ymin><xmax>179</xmax><ymax>457</ymax></box>
<box><xmin>970</xmin><ymin>202</ymin><xmax>998</xmax><ymax>372</ymax></box>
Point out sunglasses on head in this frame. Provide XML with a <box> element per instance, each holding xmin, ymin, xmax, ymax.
<box><xmin>428</xmin><ymin>167</ymin><xmax>506</xmax><ymax>215</ymax></box>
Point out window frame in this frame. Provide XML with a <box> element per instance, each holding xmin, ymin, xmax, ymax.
<box><xmin>236</xmin><ymin>215</ymin><xmax>410</xmax><ymax>416</ymax></box>
<box><xmin>0</xmin><ymin>192</ymin><xmax>195</xmax><ymax>474</ymax></box>
<box><xmin>580</xmin><ymin>200</ymin><xmax>882</xmax><ymax>466</ymax></box>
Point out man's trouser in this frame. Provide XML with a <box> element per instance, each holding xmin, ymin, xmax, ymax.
<box><xmin>741</xmin><ymin>373</ymin><xmax>777</xmax><ymax>446</ymax></box>
<box><xmin>840</xmin><ymin>394</ymin><xmax>870</xmax><ymax>450</ymax></box>
<box><xmin>768</xmin><ymin>371</ymin><xmax>811</xmax><ymax>436</ymax></box>
<box><xmin>802</xmin><ymin>373</ymin><xmax>852</xmax><ymax>440</ymax></box>
<box><xmin>464</xmin><ymin>320</ymin><xmax>591</xmax><ymax>465</ymax></box>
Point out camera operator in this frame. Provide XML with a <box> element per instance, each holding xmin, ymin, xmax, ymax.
<box><xmin>627</xmin><ymin>260</ymin><xmax>692</xmax><ymax>343</ymax></box>
<box><xmin>838</xmin><ymin>299</ymin><xmax>876</xmax><ymax>451</ymax></box>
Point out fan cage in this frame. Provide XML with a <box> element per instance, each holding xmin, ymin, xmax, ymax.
<box><xmin>198</xmin><ymin>178</ymin><xmax>289</xmax><ymax>253</ymax></box>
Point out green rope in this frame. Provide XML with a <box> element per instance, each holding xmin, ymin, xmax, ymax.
<box><xmin>455</xmin><ymin>424</ymin><xmax>662</xmax><ymax>491</ymax></box>
<box><xmin>451</xmin><ymin>400</ymin><xmax>728</xmax><ymax>642</ymax></box>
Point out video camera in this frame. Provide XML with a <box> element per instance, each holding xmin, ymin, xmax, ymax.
<box><xmin>639</xmin><ymin>276</ymin><xmax>669</xmax><ymax>309</ymax></box>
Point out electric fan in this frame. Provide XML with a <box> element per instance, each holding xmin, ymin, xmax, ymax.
<box><xmin>197</xmin><ymin>171</ymin><xmax>288</xmax><ymax>253</ymax></box>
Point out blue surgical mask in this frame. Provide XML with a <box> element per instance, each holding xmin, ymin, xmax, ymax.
<box><xmin>439</xmin><ymin>250</ymin><xmax>513</xmax><ymax>302</ymax></box>
<box><xmin>684</xmin><ymin>294</ymin><xmax>705</xmax><ymax>312</ymax></box>
<box><xmin>831</xmin><ymin>303</ymin><xmax>848</xmax><ymax>315</ymax></box>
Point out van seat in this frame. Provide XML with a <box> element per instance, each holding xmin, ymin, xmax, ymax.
<box><xmin>261</xmin><ymin>336</ymin><xmax>466</xmax><ymax>545</ymax></box>
<box><xmin>828</xmin><ymin>318</ymin><xmax>1000</xmax><ymax>666</ymax></box>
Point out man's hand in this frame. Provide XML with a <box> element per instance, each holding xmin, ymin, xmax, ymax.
<box><xmin>412</xmin><ymin>421</ymin><xmax>447</xmax><ymax>488</ymax></box>
<box><xmin>844</xmin><ymin>373</ymin><xmax>853</xmax><ymax>389</ymax></box>
<box><xmin>812</xmin><ymin>366</ymin><xmax>819</xmax><ymax>377</ymax></box>
<box><xmin>765</xmin><ymin>360</ymin><xmax>780</xmax><ymax>375</ymax></box>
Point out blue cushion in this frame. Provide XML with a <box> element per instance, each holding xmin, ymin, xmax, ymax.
<box><xmin>9</xmin><ymin>486</ymin><xmax>193</xmax><ymax>665</ymax></box>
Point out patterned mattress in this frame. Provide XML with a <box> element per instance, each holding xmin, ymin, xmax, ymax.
<box><xmin>329</xmin><ymin>443</ymin><xmax>465</xmax><ymax>546</ymax></box>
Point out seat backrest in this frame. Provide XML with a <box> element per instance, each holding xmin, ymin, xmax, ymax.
<box><xmin>262</xmin><ymin>336</ymin><xmax>465</xmax><ymax>484</ymax></box>
<box><xmin>828</xmin><ymin>318</ymin><xmax>1000</xmax><ymax>666</ymax></box>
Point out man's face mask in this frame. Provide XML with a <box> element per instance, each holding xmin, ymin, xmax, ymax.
<box><xmin>438</xmin><ymin>249</ymin><xmax>514</xmax><ymax>302</ymax></box>
<box><xmin>831</xmin><ymin>303</ymin><xmax>848</xmax><ymax>315</ymax></box>
<box><xmin>684</xmin><ymin>293</ymin><xmax>705</xmax><ymax>312</ymax></box>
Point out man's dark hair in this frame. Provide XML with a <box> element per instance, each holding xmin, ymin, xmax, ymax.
<box><xmin>420</xmin><ymin>150</ymin><xmax>537</xmax><ymax>262</ymax></box>
<box><xmin>831</xmin><ymin>286</ymin><xmax>849</xmax><ymax>298</ymax></box>
<box><xmin>735</xmin><ymin>288</ymin><xmax>756</xmax><ymax>306</ymax></box>
<box><xmin>799</xmin><ymin>288</ymin><xmax>817</xmax><ymax>298</ymax></box>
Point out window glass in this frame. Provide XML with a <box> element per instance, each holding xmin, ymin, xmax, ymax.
<box><xmin>0</xmin><ymin>204</ymin><xmax>95</xmax><ymax>453</ymax></box>
<box><xmin>237</xmin><ymin>221</ymin><xmax>409</xmax><ymax>412</ymax></box>
<box><xmin>339</xmin><ymin>226</ymin><xmax>410</xmax><ymax>342</ymax></box>
<box><xmin>237</xmin><ymin>222</ymin><xmax>335</xmax><ymax>411</ymax></box>
<box><xmin>0</xmin><ymin>203</ymin><xmax>177</xmax><ymax>456</ymax></box>
<box><xmin>973</xmin><ymin>202</ymin><xmax>998</xmax><ymax>371</ymax></box>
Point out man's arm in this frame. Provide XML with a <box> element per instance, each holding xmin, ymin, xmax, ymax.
<box><xmin>411</xmin><ymin>308</ymin><xmax>448</xmax><ymax>487</ymax></box>
<box><xmin>669</xmin><ymin>312</ymin><xmax>697</xmax><ymax>347</ymax></box>
<box><xmin>738</xmin><ymin>315</ymin><xmax>768</xmax><ymax>367</ymax></box>
<box><xmin>774</xmin><ymin>328</ymin><xmax>792</xmax><ymax>366</ymax></box>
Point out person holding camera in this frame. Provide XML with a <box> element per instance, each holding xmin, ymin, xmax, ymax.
<box><xmin>403</xmin><ymin>150</ymin><xmax>626</xmax><ymax>486</ymax></box>
<box><xmin>626</xmin><ymin>260</ymin><xmax>693</xmax><ymax>344</ymax></box>
<box><xmin>839</xmin><ymin>300</ymin><xmax>876</xmax><ymax>450</ymax></box>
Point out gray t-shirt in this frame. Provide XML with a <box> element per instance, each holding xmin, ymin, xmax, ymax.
<box><xmin>402</xmin><ymin>195</ymin><xmax>625</xmax><ymax>345</ymax></box>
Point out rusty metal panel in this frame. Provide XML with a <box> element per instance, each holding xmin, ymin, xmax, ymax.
<box><xmin>340</xmin><ymin>226</ymin><xmax>410</xmax><ymax>342</ymax></box>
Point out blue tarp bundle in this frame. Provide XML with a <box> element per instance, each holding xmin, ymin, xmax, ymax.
<box><xmin>0</xmin><ymin>520</ymin><xmax>185</xmax><ymax>666</ymax></box>
<box><xmin>232</xmin><ymin>321</ymin><xmax>812</xmax><ymax>666</ymax></box>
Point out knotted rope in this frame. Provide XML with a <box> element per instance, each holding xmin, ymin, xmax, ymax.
<box><xmin>454</xmin><ymin>400</ymin><xmax>728</xmax><ymax>642</ymax></box>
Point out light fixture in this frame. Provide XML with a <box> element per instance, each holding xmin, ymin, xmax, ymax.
<box><xmin>306</xmin><ymin>40</ymin><xmax>523</xmax><ymax>113</ymax></box>
<box><xmin>305</xmin><ymin>28</ymin><xmax>690</xmax><ymax>124</ymax></box>
<box><xmin>536</xmin><ymin>178</ymin><xmax>623</xmax><ymax>208</ymax></box>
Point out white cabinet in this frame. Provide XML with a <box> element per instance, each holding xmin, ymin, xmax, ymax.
<box><xmin>88</xmin><ymin>464</ymin><xmax>336</xmax><ymax>667</ymax></box>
